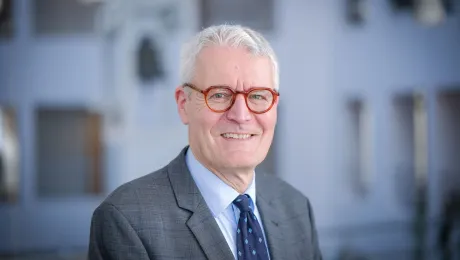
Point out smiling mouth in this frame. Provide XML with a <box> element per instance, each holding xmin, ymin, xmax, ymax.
<box><xmin>221</xmin><ymin>133</ymin><xmax>256</xmax><ymax>140</ymax></box>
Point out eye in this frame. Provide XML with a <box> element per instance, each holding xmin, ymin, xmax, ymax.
<box><xmin>249</xmin><ymin>94</ymin><xmax>265</xmax><ymax>100</ymax></box>
<box><xmin>211</xmin><ymin>93</ymin><xmax>226</xmax><ymax>99</ymax></box>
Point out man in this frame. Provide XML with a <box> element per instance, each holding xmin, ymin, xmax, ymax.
<box><xmin>88</xmin><ymin>24</ymin><xmax>322</xmax><ymax>260</ymax></box>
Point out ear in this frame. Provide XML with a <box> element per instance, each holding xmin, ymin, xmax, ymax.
<box><xmin>175</xmin><ymin>86</ymin><xmax>190</xmax><ymax>125</ymax></box>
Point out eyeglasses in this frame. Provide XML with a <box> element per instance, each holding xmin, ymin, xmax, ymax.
<box><xmin>183</xmin><ymin>83</ymin><xmax>279</xmax><ymax>114</ymax></box>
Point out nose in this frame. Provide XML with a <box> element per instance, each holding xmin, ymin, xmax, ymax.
<box><xmin>226</xmin><ymin>94</ymin><xmax>252</xmax><ymax>123</ymax></box>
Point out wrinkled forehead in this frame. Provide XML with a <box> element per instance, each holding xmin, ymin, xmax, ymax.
<box><xmin>193</xmin><ymin>46</ymin><xmax>274</xmax><ymax>88</ymax></box>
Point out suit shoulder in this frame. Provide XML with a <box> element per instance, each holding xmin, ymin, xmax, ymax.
<box><xmin>100</xmin><ymin>165</ymin><xmax>171</xmax><ymax>208</ymax></box>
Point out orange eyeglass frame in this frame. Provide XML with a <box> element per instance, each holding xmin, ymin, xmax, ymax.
<box><xmin>183</xmin><ymin>83</ymin><xmax>280</xmax><ymax>114</ymax></box>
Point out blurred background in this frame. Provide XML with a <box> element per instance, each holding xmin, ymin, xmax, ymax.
<box><xmin>0</xmin><ymin>0</ymin><xmax>459</xmax><ymax>259</ymax></box>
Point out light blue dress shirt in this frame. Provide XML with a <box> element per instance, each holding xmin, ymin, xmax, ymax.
<box><xmin>185</xmin><ymin>148</ymin><xmax>269</xmax><ymax>259</ymax></box>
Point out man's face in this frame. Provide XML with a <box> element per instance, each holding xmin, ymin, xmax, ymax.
<box><xmin>176</xmin><ymin>45</ymin><xmax>278</xmax><ymax>172</ymax></box>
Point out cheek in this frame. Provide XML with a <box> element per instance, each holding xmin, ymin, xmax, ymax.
<box><xmin>258</xmin><ymin>113</ymin><xmax>277</xmax><ymax>133</ymax></box>
<box><xmin>192</xmin><ymin>111</ymin><xmax>223</xmax><ymax>136</ymax></box>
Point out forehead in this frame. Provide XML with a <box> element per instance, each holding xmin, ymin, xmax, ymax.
<box><xmin>193</xmin><ymin>45</ymin><xmax>273</xmax><ymax>87</ymax></box>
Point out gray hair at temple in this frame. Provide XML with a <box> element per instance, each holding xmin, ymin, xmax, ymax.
<box><xmin>180</xmin><ymin>24</ymin><xmax>280</xmax><ymax>91</ymax></box>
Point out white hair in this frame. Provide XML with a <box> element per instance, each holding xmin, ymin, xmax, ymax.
<box><xmin>180</xmin><ymin>24</ymin><xmax>279</xmax><ymax>90</ymax></box>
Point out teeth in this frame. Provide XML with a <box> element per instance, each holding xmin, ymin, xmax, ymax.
<box><xmin>222</xmin><ymin>133</ymin><xmax>252</xmax><ymax>139</ymax></box>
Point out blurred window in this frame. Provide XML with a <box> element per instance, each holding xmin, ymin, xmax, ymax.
<box><xmin>346</xmin><ymin>98</ymin><xmax>373</xmax><ymax>197</ymax></box>
<box><xmin>437</xmin><ymin>90</ymin><xmax>460</xmax><ymax>200</ymax></box>
<box><xmin>34</xmin><ymin>0</ymin><xmax>101</xmax><ymax>36</ymax></box>
<box><xmin>201</xmin><ymin>0</ymin><xmax>274</xmax><ymax>32</ymax></box>
<box><xmin>0</xmin><ymin>0</ymin><xmax>13</xmax><ymax>38</ymax></box>
<box><xmin>392</xmin><ymin>94</ymin><xmax>427</xmax><ymax>208</ymax></box>
<box><xmin>0</xmin><ymin>106</ymin><xmax>19</xmax><ymax>203</ymax></box>
<box><xmin>36</xmin><ymin>107</ymin><xmax>103</xmax><ymax>197</ymax></box>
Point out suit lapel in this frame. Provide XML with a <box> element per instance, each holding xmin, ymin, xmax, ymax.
<box><xmin>256</xmin><ymin>175</ymin><xmax>288</xmax><ymax>260</ymax></box>
<box><xmin>186</xmin><ymin>201</ymin><xmax>234</xmax><ymax>260</ymax></box>
<box><xmin>168</xmin><ymin>147</ymin><xmax>234</xmax><ymax>260</ymax></box>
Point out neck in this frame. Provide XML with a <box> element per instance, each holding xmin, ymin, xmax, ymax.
<box><xmin>190</xmin><ymin>148</ymin><xmax>254</xmax><ymax>194</ymax></box>
<box><xmin>211</xmin><ymin>168</ymin><xmax>254</xmax><ymax>194</ymax></box>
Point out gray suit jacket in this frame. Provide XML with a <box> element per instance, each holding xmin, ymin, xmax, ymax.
<box><xmin>88</xmin><ymin>147</ymin><xmax>322</xmax><ymax>259</ymax></box>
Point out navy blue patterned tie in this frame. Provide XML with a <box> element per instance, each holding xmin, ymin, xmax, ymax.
<box><xmin>233</xmin><ymin>194</ymin><xmax>270</xmax><ymax>260</ymax></box>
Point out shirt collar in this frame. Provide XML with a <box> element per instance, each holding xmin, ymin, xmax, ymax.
<box><xmin>185</xmin><ymin>147</ymin><xmax>257</xmax><ymax>217</ymax></box>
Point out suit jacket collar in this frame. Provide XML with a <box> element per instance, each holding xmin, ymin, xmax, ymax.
<box><xmin>167</xmin><ymin>146</ymin><xmax>288</xmax><ymax>260</ymax></box>
<box><xmin>168</xmin><ymin>146</ymin><xmax>234</xmax><ymax>260</ymax></box>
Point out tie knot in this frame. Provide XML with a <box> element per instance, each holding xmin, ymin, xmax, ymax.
<box><xmin>233</xmin><ymin>194</ymin><xmax>253</xmax><ymax>212</ymax></box>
